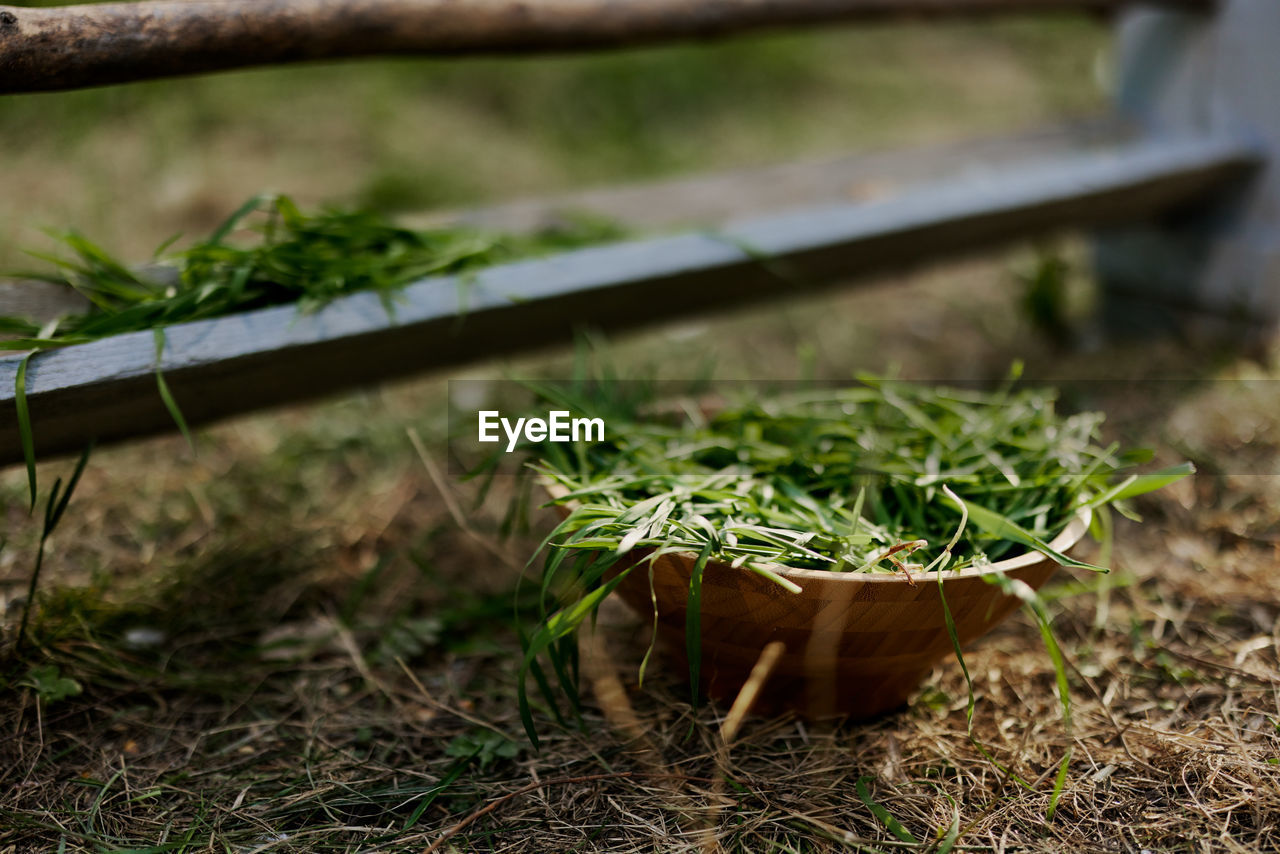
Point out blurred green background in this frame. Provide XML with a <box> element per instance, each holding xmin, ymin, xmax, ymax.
<box><xmin>0</xmin><ymin>12</ymin><xmax>1106</xmax><ymax>268</ymax></box>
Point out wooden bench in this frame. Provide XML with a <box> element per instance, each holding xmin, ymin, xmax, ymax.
<box><xmin>0</xmin><ymin>0</ymin><xmax>1273</xmax><ymax>466</ymax></box>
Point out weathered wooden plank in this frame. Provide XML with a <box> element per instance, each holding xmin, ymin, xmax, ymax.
<box><xmin>0</xmin><ymin>120</ymin><xmax>1137</xmax><ymax>326</ymax></box>
<box><xmin>0</xmin><ymin>0</ymin><xmax>1216</xmax><ymax>95</ymax></box>
<box><xmin>0</xmin><ymin>133</ymin><xmax>1259</xmax><ymax>467</ymax></box>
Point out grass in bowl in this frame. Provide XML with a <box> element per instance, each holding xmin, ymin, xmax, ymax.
<box><xmin>511</xmin><ymin>373</ymin><xmax>1192</xmax><ymax>741</ymax></box>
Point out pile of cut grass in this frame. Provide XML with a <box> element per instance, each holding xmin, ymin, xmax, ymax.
<box><xmin>528</xmin><ymin>374</ymin><xmax>1191</xmax><ymax>578</ymax></box>
<box><xmin>511</xmin><ymin>374</ymin><xmax>1192</xmax><ymax>743</ymax></box>
<box><xmin>0</xmin><ymin>193</ymin><xmax>624</xmax><ymax>353</ymax></box>
<box><xmin>0</xmin><ymin>194</ymin><xmax>626</xmax><ymax>512</ymax></box>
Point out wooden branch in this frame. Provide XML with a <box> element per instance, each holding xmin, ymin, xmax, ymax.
<box><xmin>0</xmin><ymin>0</ymin><xmax>1216</xmax><ymax>95</ymax></box>
<box><xmin>0</xmin><ymin>131</ymin><xmax>1258</xmax><ymax>467</ymax></box>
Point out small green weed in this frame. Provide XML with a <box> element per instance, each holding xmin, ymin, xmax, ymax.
<box><xmin>446</xmin><ymin>730</ymin><xmax>521</xmax><ymax>771</ymax></box>
<box><xmin>18</xmin><ymin>663</ymin><xmax>82</xmax><ymax>703</ymax></box>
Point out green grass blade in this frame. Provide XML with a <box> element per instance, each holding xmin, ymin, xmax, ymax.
<box><xmin>517</xmin><ymin>563</ymin><xmax>632</xmax><ymax>745</ymax></box>
<box><xmin>153</xmin><ymin>329</ymin><xmax>195</xmax><ymax>451</ymax></box>
<box><xmin>947</xmin><ymin>492</ymin><xmax>1106</xmax><ymax>572</ymax></box>
<box><xmin>17</xmin><ymin>446</ymin><xmax>90</xmax><ymax>651</ymax></box>
<box><xmin>1083</xmin><ymin>462</ymin><xmax>1195</xmax><ymax>509</ymax></box>
<box><xmin>636</xmin><ymin>552</ymin><xmax>664</xmax><ymax>687</ymax></box>
<box><xmin>1048</xmin><ymin>750</ymin><xmax>1072</xmax><ymax>822</ymax></box>
<box><xmin>402</xmin><ymin>754</ymin><xmax>471</xmax><ymax>830</ymax></box>
<box><xmin>208</xmin><ymin>193</ymin><xmax>272</xmax><ymax>245</ymax></box>
<box><xmin>0</xmin><ymin>336</ymin><xmax>91</xmax><ymax>351</ymax></box>
<box><xmin>984</xmin><ymin>572</ymin><xmax>1075</xmax><ymax>818</ymax></box>
<box><xmin>936</xmin><ymin>791</ymin><xmax>961</xmax><ymax>854</ymax></box>
<box><xmin>854</xmin><ymin>776</ymin><xmax>918</xmax><ymax>844</ymax></box>
<box><xmin>526</xmin><ymin>654</ymin><xmax>569</xmax><ymax>728</ymax></box>
<box><xmin>15</xmin><ymin>353</ymin><xmax>36</xmax><ymax>512</ymax></box>
<box><xmin>685</xmin><ymin>540</ymin><xmax>713</xmax><ymax>708</ymax></box>
<box><xmin>938</xmin><ymin>566</ymin><xmax>1033</xmax><ymax>788</ymax></box>
<box><xmin>937</xmin><ymin>572</ymin><xmax>975</xmax><ymax>727</ymax></box>
<box><xmin>0</xmin><ymin>316</ymin><xmax>40</xmax><ymax>335</ymax></box>
<box><xmin>48</xmin><ymin>443</ymin><xmax>93</xmax><ymax>532</ymax></box>
<box><xmin>545</xmin><ymin>634</ymin><xmax>583</xmax><ymax>724</ymax></box>
<box><xmin>516</xmin><ymin>656</ymin><xmax>545</xmax><ymax>750</ymax></box>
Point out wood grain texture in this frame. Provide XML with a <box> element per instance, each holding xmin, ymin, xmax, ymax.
<box><xmin>0</xmin><ymin>133</ymin><xmax>1259</xmax><ymax>467</ymax></box>
<box><xmin>0</xmin><ymin>0</ymin><xmax>1216</xmax><ymax>94</ymax></box>
<box><xmin>606</xmin><ymin>511</ymin><xmax>1090</xmax><ymax>719</ymax></box>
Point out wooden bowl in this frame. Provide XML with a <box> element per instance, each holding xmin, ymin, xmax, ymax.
<box><xmin>545</xmin><ymin>483</ymin><xmax>1090</xmax><ymax>720</ymax></box>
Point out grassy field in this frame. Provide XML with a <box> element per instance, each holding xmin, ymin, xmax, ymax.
<box><xmin>5</xmin><ymin>11</ymin><xmax>1280</xmax><ymax>853</ymax></box>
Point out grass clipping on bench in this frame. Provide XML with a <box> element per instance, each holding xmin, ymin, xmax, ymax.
<box><xmin>513</xmin><ymin>375</ymin><xmax>1192</xmax><ymax>746</ymax></box>
<box><xmin>0</xmin><ymin>193</ymin><xmax>624</xmax><ymax>353</ymax></box>
<box><xmin>1</xmin><ymin>193</ymin><xmax>624</xmax><ymax>509</ymax></box>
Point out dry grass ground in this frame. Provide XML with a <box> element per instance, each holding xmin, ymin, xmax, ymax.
<box><xmin>4</xmin><ymin>11</ymin><xmax>1279</xmax><ymax>853</ymax></box>
<box><xmin>3</xmin><ymin>261</ymin><xmax>1279</xmax><ymax>852</ymax></box>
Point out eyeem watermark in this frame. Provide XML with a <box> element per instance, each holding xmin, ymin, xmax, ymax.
<box><xmin>478</xmin><ymin>410</ymin><xmax>605</xmax><ymax>452</ymax></box>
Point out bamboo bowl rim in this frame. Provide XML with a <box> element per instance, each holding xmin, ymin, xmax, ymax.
<box><xmin>540</xmin><ymin>478</ymin><xmax>1092</xmax><ymax>583</ymax></box>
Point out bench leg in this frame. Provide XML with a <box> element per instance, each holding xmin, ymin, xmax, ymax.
<box><xmin>1095</xmin><ymin>0</ymin><xmax>1280</xmax><ymax>339</ymax></box>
